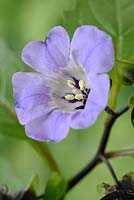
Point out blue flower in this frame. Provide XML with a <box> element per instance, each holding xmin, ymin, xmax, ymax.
<box><xmin>12</xmin><ymin>26</ymin><xmax>114</xmax><ymax>142</ymax></box>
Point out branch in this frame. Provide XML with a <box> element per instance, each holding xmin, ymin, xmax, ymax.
<box><xmin>105</xmin><ymin>149</ymin><xmax>134</xmax><ymax>159</ymax></box>
<box><xmin>67</xmin><ymin>104</ymin><xmax>129</xmax><ymax>191</ymax></box>
<box><xmin>99</xmin><ymin>154</ymin><xmax>122</xmax><ymax>188</ymax></box>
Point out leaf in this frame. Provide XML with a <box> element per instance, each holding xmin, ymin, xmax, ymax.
<box><xmin>0</xmin><ymin>38</ymin><xmax>28</xmax><ymax>139</ymax></box>
<box><xmin>62</xmin><ymin>0</ymin><xmax>134</xmax><ymax>83</ymax></box>
<box><xmin>13</xmin><ymin>175</ymin><xmax>39</xmax><ymax>200</ymax></box>
<box><xmin>44</xmin><ymin>172</ymin><xmax>67</xmax><ymax>200</ymax></box>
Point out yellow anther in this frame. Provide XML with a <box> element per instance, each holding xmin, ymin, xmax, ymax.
<box><xmin>65</xmin><ymin>94</ymin><xmax>75</xmax><ymax>101</ymax></box>
<box><xmin>79</xmin><ymin>80</ymin><xmax>86</xmax><ymax>91</ymax></box>
<box><xmin>75</xmin><ymin>93</ymin><xmax>84</xmax><ymax>101</ymax></box>
<box><xmin>67</xmin><ymin>80</ymin><xmax>75</xmax><ymax>89</ymax></box>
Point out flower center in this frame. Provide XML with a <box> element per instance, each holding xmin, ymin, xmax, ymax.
<box><xmin>63</xmin><ymin>78</ymin><xmax>90</xmax><ymax>110</ymax></box>
<box><xmin>48</xmin><ymin>60</ymin><xmax>90</xmax><ymax>112</ymax></box>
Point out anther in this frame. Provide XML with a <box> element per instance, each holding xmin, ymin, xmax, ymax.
<box><xmin>67</xmin><ymin>80</ymin><xmax>75</xmax><ymax>88</ymax></box>
<box><xmin>75</xmin><ymin>94</ymin><xmax>84</xmax><ymax>101</ymax></box>
<box><xmin>65</xmin><ymin>94</ymin><xmax>75</xmax><ymax>101</ymax></box>
<box><xmin>79</xmin><ymin>80</ymin><xmax>86</xmax><ymax>91</ymax></box>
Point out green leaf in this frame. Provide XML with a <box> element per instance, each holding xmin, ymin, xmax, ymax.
<box><xmin>44</xmin><ymin>172</ymin><xmax>67</xmax><ymax>200</ymax></box>
<box><xmin>62</xmin><ymin>0</ymin><xmax>134</xmax><ymax>83</ymax></box>
<box><xmin>13</xmin><ymin>175</ymin><xmax>39</xmax><ymax>200</ymax></box>
<box><xmin>25</xmin><ymin>175</ymin><xmax>39</xmax><ymax>194</ymax></box>
<box><xmin>0</xmin><ymin>38</ymin><xmax>28</xmax><ymax>139</ymax></box>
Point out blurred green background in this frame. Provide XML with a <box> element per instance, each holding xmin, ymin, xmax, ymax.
<box><xmin>0</xmin><ymin>0</ymin><xmax>134</xmax><ymax>199</ymax></box>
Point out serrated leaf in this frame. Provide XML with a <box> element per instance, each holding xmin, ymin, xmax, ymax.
<box><xmin>44</xmin><ymin>172</ymin><xmax>67</xmax><ymax>200</ymax></box>
<box><xmin>62</xmin><ymin>0</ymin><xmax>134</xmax><ymax>83</ymax></box>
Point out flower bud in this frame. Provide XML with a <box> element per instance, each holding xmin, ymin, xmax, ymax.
<box><xmin>117</xmin><ymin>59</ymin><xmax>134</xmax><ymax>85</ymax></box>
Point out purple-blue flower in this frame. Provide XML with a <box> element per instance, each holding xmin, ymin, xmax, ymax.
<box><xmin>12</xmin><ymin>26</ymin><xmax>114</xmax><ymax>142</ymax></box>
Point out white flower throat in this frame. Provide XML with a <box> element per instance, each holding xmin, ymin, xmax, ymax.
<box><xmin>48</xmin><ymin>60</ymin><xmax>90</xmax><ymax>112</ymax></box>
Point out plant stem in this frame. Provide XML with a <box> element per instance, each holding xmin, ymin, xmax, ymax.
<box><xmin>109</xmin><ymin>66</ymin><xmax>121</xmax><ymax>110</ymax></box>
<box><xmin>105</xmin><ymin>106</ymin><xmax>116</xmax><ymax>116</ymax></box>
<box><xmin>35</xmin><ymin>141</ymin><xmax>60</xmax><ymax>173</ymax></box>
<box><xmin>105</xmin><ymin>149</ymin><xmax>134</xmax><ymax>159</ymax></box>
<box><xmin>99</xmin><ymin>155</ymin><xmax>121</xmax><ymax>188</ymax></box>
<box><xmin>67</xmin><ymin>104</ymin><xmax>129</xmax><ymax>191</ymax></box>
<box><xmin>97</xmin><ymin>104</ymin><xmax>129</xmax><ymax>155</ymax></box>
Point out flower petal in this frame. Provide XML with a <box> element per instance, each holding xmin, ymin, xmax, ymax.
<box><xmin>70</xmin><ymin>74</ymin><xmax>110</xmax><ymax>129</ymax></box>
<box><xmin>22</xmin><ymin>26</ymin><xmax>70</xmax><ymax>74</ymax></box>
<box><xmin>12</xmin><ymin>72</ymin><xmax>52</xmax><ymax>125</ymax></box>
<box><xmin>71</xmin><ymin>25</ymin><xmax>114</xmax><ymax>74</ymax></box>
<box><xmin>25</xmin><ymin>111</ymin><xmax>70</xmax><ymax>142</ymax></box>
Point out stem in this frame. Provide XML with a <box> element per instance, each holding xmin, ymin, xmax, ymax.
<box><xmin>105</xmin><ymin>149</ymin><xmax>134</xmax><ymax>159</ymax></box>
<box><xmin>99</xmin><ymin>155</ymin><xmax>121</xmax><ymax>188</ymax></box>
<box><xmin>67</xmin><ymin>104</ymin><xmax>129</xmax><ymax>191</ymax></box>
<box><xmin>105</xmin><ymin>106</ymin><xmax>116</xmax><ymax>116</ymax></box>
<box><xmin>109</xmin><ymin>66</ymin><xmax>121</xmax><ymax>110</ymax></box>
<box><xmin>97</xmin><ymin>104</ymin><xmax>129</xmax><ymax>154</ymax></box>
<box><xmin>35</xmin><ymin>141</ymin><xmax>60</xmax><ymax>172</ymax></box>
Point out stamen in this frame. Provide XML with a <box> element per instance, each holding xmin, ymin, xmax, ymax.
<box><xmin>65</xmin><ymin>94</ymin><xmax>75</xmax><ymax>101</ymax></box>
<box><xmin>67</xmin><ymin>80</ymin><xmax>75</xmax><ymax>88</ymax></box>
<box><xmin>79</xmin><ymin>80</ymin><xmax>86</xmax><ymax>91</ymax></box>
<box><xmin>75</xmin><ymin>93</ymin><xmax>84</xmax><ymax>101</ymax></box>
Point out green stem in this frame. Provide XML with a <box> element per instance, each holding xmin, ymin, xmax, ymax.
<box><xmin>109</xmin><ymin>66</ymin><xmax>121</xmax><ymax>110</ymax></box>
<box><xmin>33</xmin><ymin>141</ymin><xmax>60</xmax><ymax>173</ymax></box>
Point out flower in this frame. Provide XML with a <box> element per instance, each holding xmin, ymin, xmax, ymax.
<box><xmin>12</xmin><ymin>26</ymin><xmax>114</xmax><ymax>142</ymax></box>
